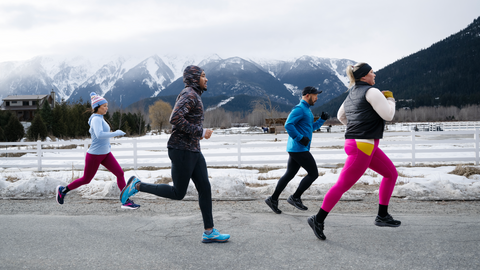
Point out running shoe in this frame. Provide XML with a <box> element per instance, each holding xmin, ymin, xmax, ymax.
<box><xmin>265</xmin><ymin>196</ymin><xmax>282</xmax><ymax>214</ymax></box>
<box><xmin>202</xmin><ymin>228</ymin><xmax>230</xmax><ymax>243</ymax></box>
<box><xmin>307</xmin><ymin>215</ymin><xmax>326</xmax><ymax>240</ymax></box>
<box><xmin>374</xmin><ymin>214</ymin><xmax>401</xmax><ymax>227</ymax></box>
<box><xmin>121</xmin><ymin>199</ymin><xmax>140</xmax><ymax>209</ymax></box>
<box><xmin>287</xmin><ymin>195</ymin><xmax>308</xmax><ymax>210</ymax></box>
<box><xmin>120</xmin><ymin>176</ymin><xmax>141</xmax><ymax>204</ymax></box>
<box><xmin>56</xmin><ymin>185</ymin><xmax>67</xmax><ymax>205</ymax></box>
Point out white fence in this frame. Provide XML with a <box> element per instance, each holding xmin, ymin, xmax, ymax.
<box><xmin>1</xmin><ymin>129</ymin><xmax>479</xmax><ymax>171</ymax></box>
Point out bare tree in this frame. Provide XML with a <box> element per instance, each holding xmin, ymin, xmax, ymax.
<box><xmin>149</xmin><ymin>100</ymin><xmax>172</xmax><ymax>132</ymax></box>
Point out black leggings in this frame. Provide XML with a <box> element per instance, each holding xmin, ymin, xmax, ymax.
<box><xmin>139</xmin><ymin>148</ymin><xmax>214</xmax><ymax>229</ymax></box>
<box><xmin>272</xmin><ymin>151</ymin><xmax>319</xmax><ymax>200</ymax></box>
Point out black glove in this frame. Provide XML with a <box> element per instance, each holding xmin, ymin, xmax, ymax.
<box><xmin>299</xmin><ymin>136</ymin><xmax>310</xmax><ymax>146</ymax></box>
<box><xmin>320</xmin><ymin>112</ymin><xmax>329</xmax><ymax>120</ymax></box>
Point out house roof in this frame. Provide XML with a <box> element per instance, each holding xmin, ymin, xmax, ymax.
<box><xmin>2</xmin><ymin>95</ymin><xmax>48</xmax><ymax>101</ymax></box>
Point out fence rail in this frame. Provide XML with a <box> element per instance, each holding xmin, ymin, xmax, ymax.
<box><xmin>0</xmin><ymin>129</ymin><xmax>479</xmax><ymax>171</ymax></box>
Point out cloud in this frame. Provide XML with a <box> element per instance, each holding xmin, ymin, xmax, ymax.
<box><xmin>0</xmin><ymin>0</ymin><xmax>479</xmax><ymax>69</ymax></box>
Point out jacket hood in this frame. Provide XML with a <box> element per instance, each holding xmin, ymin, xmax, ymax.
<box><xmin>183</xmin><ymin>65</ymin><xmax>205</xmax><ymax>94</ymax></box>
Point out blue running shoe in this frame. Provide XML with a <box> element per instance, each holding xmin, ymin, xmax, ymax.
<box><xmin>120</xmin><ymin>176</ymin><xmax>141</xmax><ymax>204</ymax></box>
<box><xmin>121</xmin><ymin>199</ymin><xmax>140</xmax><ymax>209</ymax></box>
<box><xmin>202</xmin><ymin>228</ymin><xmax>230</xmax><ymax>243</ymax></box>
<box><xmin>56</xmin><ymin>185</ymin><xmax>67</xmax><ymax>205</ymax></box>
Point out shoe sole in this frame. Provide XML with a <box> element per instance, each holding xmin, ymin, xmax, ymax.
<box><xmin>202</xmin><ymin>238</ymin><xmax>229</xmax><ymax>243</ymax></box>
<box><xmin>308</xmin><ymin>217</ymin><xmax>326</xmax><ymax>240</ymax></box>
<box><xmin>374</xmin><ymin>221</ymin><xmax>401</xmax><ymax>227</ymax></box>
<box><xmin>265</xmin><ymin>198</ymin><xmax>282</xmax><ymax>214</ymax></box>
<box><xmin>56</xmin><ymin>185</ymin><xmax>64</xmax><ymax>205</ymax></box>
<box><xmin>287</xmin><ymin>197</ymin><xmax>308</xmax><ymax>211</ymax></box>
<box><xmin>121</xmin><ymin>205</ymin><xmax>140</xmax><ymax>210</ymax></box>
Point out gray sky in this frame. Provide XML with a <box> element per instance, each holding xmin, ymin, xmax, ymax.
<box><xmin>1</xmin><ymin>0</ymin><xmax>479</xmax><ymax>70</ymax></box>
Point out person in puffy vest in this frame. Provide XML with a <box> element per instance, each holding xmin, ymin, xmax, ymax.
<box><xmin>308</xmin><ymin>62</ymin><xmax>400</xmax><ymax>241</ymax></box>
<box><xmin>119</xmin><ymin>65</ymin><xmax>230</xmax><ymax>243</ymax></box>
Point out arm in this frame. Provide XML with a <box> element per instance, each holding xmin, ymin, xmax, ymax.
<box><xmin>169</xmin><ymin>92</ymin><xmax>203</xmax><ymax>137</ymax></box>
<box><xmin>91</xmin><ymin>117</ymin><xmax>124</xmax><ymax>139</ymax></box>
<box><xmin>337</xmin><ymin>102</ymin><xmax>347</xmax><ymax>125</ymax></box>
<box><xmin>366</xmin><ymin>88</ymin><xmax>396</xmax><ymax>121</ymax></box>
<box><xmin>284</xmin><ymin>106</ymin><xmax>304</xmax><ymax>141</ymax></box>
<box><xmin>313</xmin><ymin>118</ymin><xmax>325</xmax><ymax>131</ymax></box>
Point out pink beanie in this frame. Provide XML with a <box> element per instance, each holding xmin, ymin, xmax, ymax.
<box><xmin>90</xmin><ymin>92</ymin><xmax>107</xmax><ymax>109</ymax></box>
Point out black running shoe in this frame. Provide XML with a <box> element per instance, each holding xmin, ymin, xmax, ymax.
<box><xmin>374</xmin><ymin>214</ymin><xmax>401</xmax><ymax>227</ymax></box>
<box><xmin>287</xmin><ymin>195</ymin><xmax>308</xmax><ymax>210</ymax></box>
<box><xmin>308</xmin><ymin>215</ymin><xmax>326</xmax><ymax>240</ymax></box>
<box><xmin>265</xmin><ymin>196</ymin><xmax>282</xmax><ymax>214</ymax></box>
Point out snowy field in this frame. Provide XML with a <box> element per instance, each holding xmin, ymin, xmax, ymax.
<box><xmin>1</xmin><ymin>126</ymin><xmax>479</xmax><ymax>201</ymax></box>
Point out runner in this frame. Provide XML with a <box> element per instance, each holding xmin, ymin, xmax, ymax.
<box><xmin>308</xmin><ymin>62</ymin><xmax>400</xmax><ymax>240</ymax></box>
<box><xmin>56</xmin><ymin>92</ymin><xmax>139</xmax><ymax>209</ymax></box>
<box><xmin>120</xmin><ymin>65</ymin><xmax>230</xmax><ymax>243</ymax></box>
<box><xmin>265</xmin><ymin>86</ymin><xmax>328</xmax><ymax>214</ymax></box>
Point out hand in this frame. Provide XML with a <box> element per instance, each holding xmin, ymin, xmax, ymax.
<box><xmin>382</xmin><ymin>91</ymin><xmax>394</xmax><ymax>99</ymax></box>
<box><xmin>115</xmin><ymin>130</ymin><xmax>126</xmax><ymax>136</ymax></box>
<box><xmin>204</xmin><ymin>129</ymin><xmax>213</xmax><ymax>139</ymax></box>
<box><xmin>299</xmin><ymin>136</ymin><xmax>310</xmax><ymax>146</ymax></box>
<box><xmin>320</xmin><ymin>112</ymin><xmax>329</xmax><ymax>120</ymax></box>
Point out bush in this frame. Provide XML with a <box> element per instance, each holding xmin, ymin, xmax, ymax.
<box><xmin>4</xmin><ymin>114</ymin><xmax>25</xmax><ymax>142</ymax></box>
<box><xmin>27</xmin><ymin>113</ymin><xmax>48</xmax><ymax>141</ymax></box>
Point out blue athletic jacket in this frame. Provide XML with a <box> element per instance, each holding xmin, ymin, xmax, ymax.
<box><xmin>285</xmin><ymin>99</ymin><xmax>325</xmax><ymax>152</ymax></box>
<box><xmin>87</xmin><ymin>114</ymin><xmax>125</xmax><ymax>155</ymax></box>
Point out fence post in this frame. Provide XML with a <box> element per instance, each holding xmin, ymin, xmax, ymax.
<box><xmin>133</xmin><ymin>138</ymin><xmax>138</xmax><ymax>170</ymax></box>
<box><xmin>237</xmin><ymin>135</ymin><xmax>241</xmax><ymax>168</ymax></box>
<box><xmin>475</xmin><ymin>128</ymin><xmax>479</xmax><ymax>166</ymax></box>
<box><xmin>37</xmin><ymin>140</ymin><xmax>42</xmax><ymax>171</ymax></box>
<box><xmin>411</xmin><ymin>130</ymin><xmax>416</xmax><ymax>166</ymax></box>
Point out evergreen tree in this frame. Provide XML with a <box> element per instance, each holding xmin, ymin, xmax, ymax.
<box><xmin>51</xmin><ymin>102</ymin><xmax>66</xmax><ymax>138</ymax></box>
<box><xmin>4</xmin><ymin>114</ymin><xmax>25</xmax><ymax>142</ymax></box>
<box><xmin>40</xmin><ymin>100</ymin><xmax>53</xmax><ymax>133</ymax></box>
<box><xmin>0</xmin><ymin>126</ymin><xmax>5</xmax><ymax>142</ymax></box>
<box><xmin>27</xmin><ymin>113</ymin><xmax>48</xmax><ymax>141</ymax></box>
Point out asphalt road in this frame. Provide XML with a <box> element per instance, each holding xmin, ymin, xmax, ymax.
<box><xmin>1</xmin><ymin>197</ymin><xmax>479</xmax><ymax>270</ymax></box>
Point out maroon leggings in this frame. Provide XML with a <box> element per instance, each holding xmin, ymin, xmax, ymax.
<box><xmin>67</xmin><ymin>152</ymin><xmax>126</xmax><ymax>191</ymax></box>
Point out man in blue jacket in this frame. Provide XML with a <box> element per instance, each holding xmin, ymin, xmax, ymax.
<box><xmin>265</xmin><ymin>86</ymin><xmax>329</xmax><ymax>214</ymax></box>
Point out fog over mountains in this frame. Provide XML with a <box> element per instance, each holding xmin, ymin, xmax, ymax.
<box><xmin>0</xmin><ymin>54</ymin><xmax>354</xmax><ymax>109</ymax></box>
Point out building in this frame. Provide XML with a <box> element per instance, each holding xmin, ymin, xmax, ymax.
<box><xmin>1</xmin><ymin>90</ymin><xmax>56</xmax><ymax>121</ymax></box>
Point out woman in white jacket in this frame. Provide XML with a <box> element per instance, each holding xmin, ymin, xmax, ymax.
<box><xmin>308</xmin><ymin>62</ymin><xmax>400</xmax><ymax>240</ymax></box>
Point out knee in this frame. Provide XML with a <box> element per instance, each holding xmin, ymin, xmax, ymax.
<box><xmin>309</xmin><ymin>170</ymin><xmax>319</xmax><ymax>180</ymax></box>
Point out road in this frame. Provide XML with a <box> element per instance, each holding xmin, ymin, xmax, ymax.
<box><xmin>1</xmin><ymin>197</ymin><xmax>479</xmax><ymax>269</ymax></box>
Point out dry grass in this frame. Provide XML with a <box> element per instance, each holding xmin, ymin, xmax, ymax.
<box><xmin>154</xmin><ymin>176</ymin><xmax>172</xmax><ymax>184</ymax></box>
<box><xmin>363</xmin><ymin>170</ymin><xmax>378</xmax><ymax>178</ymax></box>
<box><xmin>245</xmin><ymin>182</ymin><xmax>268</xmax><ymax>188</ymax></box>
<box><xmin>43</xmin><ymin>144</ymin><xmax>78</xmax><ymax>150</ymax></box>
<box><xmin>0</xmin><ymin>153</ymin><xmax>26</xmax><ymax>157</ymax></box>
<box><xmin>257</xmin><ymin>175</ymin><xmax>278</xmax><ymax>180</ymax></box>
<box><xmin>449</xmin><ymin>164</ymin><xmax>480</xmax><ymax>178</ymax></box>
<box><xmin>5</xmin><ymin>175</ymin><xmax>20</xmax><ymax>183</ymax></box>
<box><xmin>123</xmin><ymin>166</ymin><xmax>169</xmax><ymax>172</ymax></box>
<box><xmin>240</xmin><ymin>166</ymin><xmax>282</xmax><ymax>174</ymax></box>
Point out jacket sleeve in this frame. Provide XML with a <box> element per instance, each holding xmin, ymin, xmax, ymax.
<box><xmin>313</xmin><ymin>118</ymin><xmax>325</xmax><ymax>131</ymax></box>
<box><xmin>169</xmin><ymin>92</ymin><xmax>203</xmax><ymax>137</ymax></box>
<box><xmin>284</xmin><ymin>106</ymin><xmax>304</xmax><ymax>141</ymax></box>
<box><xmin>366</xmin><ymin>88</ymin><xmax>396</xmax><ymax>121</ymax></box>
<box><xmin>337</xmin><ymin>102</ymin><xmax>347</xmax><ymax>125</ymax></box>
<box><xmin>91</xmin><ymin>117</ymin><xmax>118</xmax><ymax>139</ymax></box>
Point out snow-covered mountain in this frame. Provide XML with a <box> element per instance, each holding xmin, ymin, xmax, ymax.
<box><xmin>0</xmin><ymin>54</ymin><xmax>354</xmax><ymax>109</ymax></box>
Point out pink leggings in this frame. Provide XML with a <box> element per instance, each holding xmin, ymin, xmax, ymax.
<box><xmin>321</xmin><ymin>139</ymin><xmax>398</xmax><ymax>212</ymax></box>
<box><xmin>67</xmin><ymin>152</ymin><xmax>126</xmax><ymax>191</ymax></box>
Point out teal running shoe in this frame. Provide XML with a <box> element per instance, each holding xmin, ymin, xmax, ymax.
<box><xmin>120</xmin><ymin>176</ymin><xmax>141</xmax><ymax>204</ymax></box>
<box><xmin>202</xmin><ymin>228</ymin><xmax>230</xmax><ymax>243</ymax></box>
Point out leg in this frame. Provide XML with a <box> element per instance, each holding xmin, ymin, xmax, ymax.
<box><xmin>320</xmin><ymin>139</ymin><xmax>373</xmax><ymax>212</ymax></box>
<box><xmin>291</xmin><ymin>151</ymin><xmax>319</xmax><ymax>198</ymax></box>
<box><xmin>139</xmin><ymin>148</ymin><xmax>195</xmax><ymax>200</ymax></box>
<box><xmin>368</xmin><ymin>146</ymin><xmax>398</xmax><ymax>206</ymax></box>
<box><xmin>271</xmin><ymin>153</ymin><xmax>301</xmax><ymax>200</ymax></box>
<box><xmin>190</xmin><ymin>152</ymin><xmax>214</xmax><ymax>229</ymax></box>
<box><xmin>67</xmin><ymin>153</ymin><xmax>105</xmax><ymax>190</ymax></box>
<box><xmin>100</xmin><ymin>153</ymin><xmax>126</xmax><ymax>191</ymax></box>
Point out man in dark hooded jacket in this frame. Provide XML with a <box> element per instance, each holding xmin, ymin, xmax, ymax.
<box><xmin>120</xmin><ymin>65</ymin><xmax>230</xmax><ymax>243</ymax></box>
